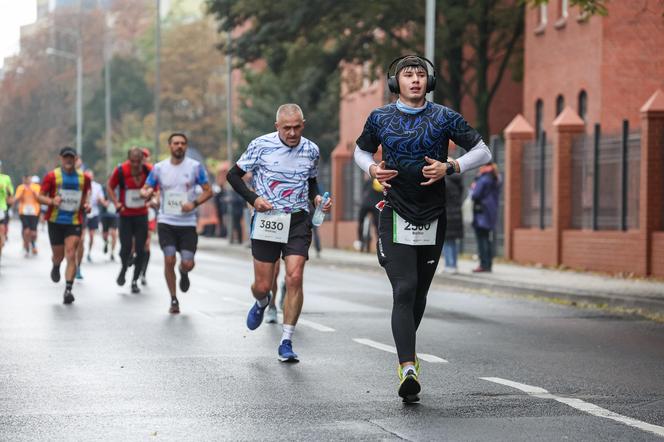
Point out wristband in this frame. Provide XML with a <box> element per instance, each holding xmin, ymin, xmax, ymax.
<box><xmin>193</xmin><ymin>200</ymin><xmax>200</xmax><ymax>208</ymax></box>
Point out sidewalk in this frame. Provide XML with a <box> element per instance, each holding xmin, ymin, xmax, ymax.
<box><xmin>197</xmin><ymin>237</ymin><xmax>664</xmax><ymax>319</ymax></box>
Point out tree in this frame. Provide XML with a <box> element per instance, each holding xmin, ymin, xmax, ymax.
<box><xmin>157</xmin><ymin>17</ymin><xmax>229</xmax><ymax>160</ymax></box>
<box><xmin>235</xmin><ymin>64</ymin><xmax>339</xmax><ymax>160</ymax></box>
<box><xmin>206</xmin><ymin>0</ymin><xmax>525</xmax><ymax>138</ymax></box>
<box><xmin>82</xmin><ymin>55</ymin><xmax>153</xmax><ymax>174</ymax></box>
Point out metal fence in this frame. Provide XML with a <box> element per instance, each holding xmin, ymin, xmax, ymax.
<box><xmin>340</xmin><ymin>159</ymin><xmax>364</xmax><ymax>221</ymax></box>
<box><xmin>571</xmin><ymin>122</ymin><xmax>640</xmax><ymax>230</ymax></box>
<box><xmin>521</xmin><ymin>132</ymin><xmax>553</xmax><ymax>229</ymax></box>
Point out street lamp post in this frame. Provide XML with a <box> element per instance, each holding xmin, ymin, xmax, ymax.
<box><xmin>46</xmin><ymin>43</ymin><xmax>83</xmax><ymax>157</ymax></box>
<box><xmin>226</xmin><ymin>30</ymin><xmax>233</xmax><ymax>166</ymax></box>
<box><xmin>425</xmin><ymin>0</ymin><xmax>435</xmax><ymax>102</ymax></box>
<box><xmin>154</xmin><ymin>0</ymin><xmax>161</xmax><ymax>159</ymax></box>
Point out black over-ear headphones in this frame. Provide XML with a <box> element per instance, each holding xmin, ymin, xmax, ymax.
<box><xmin>386</xmin><ymin>55</ymin><xmax>437</xmax><ymax>94</ymax></box>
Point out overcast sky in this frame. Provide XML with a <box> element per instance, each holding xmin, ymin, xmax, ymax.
<box><xmin>0</xmin><ymin>0</ymin><xmax>37</xmax><ymax>68</ymax></box>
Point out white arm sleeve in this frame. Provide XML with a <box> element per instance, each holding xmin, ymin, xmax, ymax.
<box><xmin>456</xmin><ymin>139</ymin><xmax>492</xmax><ymax>173</ymax></box>
<box><xmin>354</xmin><ymin>145</ymin><xmax>376</xmax><ymax>175</ymax></box>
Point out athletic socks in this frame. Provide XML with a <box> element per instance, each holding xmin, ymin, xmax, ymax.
<box><xmin>256</xmin><ymin>295</ymin><xmax>270</xmax><ymax>308</ymax></box>
<box><xmin>402</xmin><ymin>364</ymin><xmax>417</xmax><ymax>377</ymax></box>
<box><xmin>281</xmin><ymin>324</ymin><xmax>295</xmax><ymax>344</ymax></box>
<box><xmin>65</xmin><ymin>280</ymin><xmax>73</xmax><ymax>291</ymax></box>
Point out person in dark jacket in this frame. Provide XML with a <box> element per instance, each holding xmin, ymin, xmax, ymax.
<box><xmin>355</xmin><ymin>177</ymin><xmax>383</xmax><ymax>252</ymax></box>
<box><xmin>440</xmin><ymin>173</ymin><xmax>464</xmax><ymax>273</ymax></box>
<box><xmin>471</xmin><ymin>163</ymin><xmax>501</xmax><ymax>272</ymax></box>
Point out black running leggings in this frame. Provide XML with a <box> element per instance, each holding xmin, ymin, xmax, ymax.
<box><xmin>119</xmin><ymin>215</ymin><xmax>148</xmax><ymax>282</ymax></box>
<box><xmin>377</xmin><ymin>207</ymin><xmax>446</xmax><ymax>364</ymax></box>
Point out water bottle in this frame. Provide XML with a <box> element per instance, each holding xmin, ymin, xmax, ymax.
<box><xmin>312</xmin><ymin>191</ymin><xmax>330</xmax><ymax>227</ymax></box>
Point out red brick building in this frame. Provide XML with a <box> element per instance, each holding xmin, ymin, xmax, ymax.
<box><xmin>524</xmin><ymin>0</ymin><xmax>664</xmax><ymax>135</ymax></box>
<box><xmin>505</xmin><ymin>1</ymin><xmax>664</xmax><ymax>277</ymax></box>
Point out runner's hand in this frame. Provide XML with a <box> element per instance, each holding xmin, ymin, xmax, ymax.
<box><xmin>370</xmin><ymin>161</ymin><xmax>398</xmax><ymax>189</ymax></box>
<box><xmin>181</xmin><ymin>202</ymin><xmax>195</xmax><ymax>213</ymax></box>
<box><xmin>420</xmin><ymin>156</ymin><xmax>446</xmax><ymax>186</ymax></box>
<box><xmin>253</xmin><ymin>197</ymin><xmax>273</xmax><ymax>212</ymax></box>
<box><xmin>84</xmin><ymin>203</ymin><xmax>91</xmax><ymax>214</ymax></box>
<box><xmin>114</xmin><ymin>202</ymin><xmax>124</xmax><ymax>212</ymax></box>
<box><xmin>52</xmin><ymin>195</ymin><xmax>62</xmax><ymax>207</ymax></box>
<box><xmin>314</xmin><ymin>195</ymin><xmax>333</xmax><ymax>213</ymax></box>
<box><xmin>141</xmin><ymin>187</ymin><xmax>154</xmax><ymax>199</ymax></box>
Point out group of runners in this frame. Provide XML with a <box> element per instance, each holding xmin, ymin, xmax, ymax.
<box><xmin>0</xmin><ymin>55</ymin><xmax>491</xmax><ymax>403</ymax></box>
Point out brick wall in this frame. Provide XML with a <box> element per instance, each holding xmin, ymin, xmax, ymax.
<box><xmin>561</xmin><ymin>230</ymin><xmax>646</xmax><ymax>274</ymax></box>
<box><xmin>505</xmin><ymin>90</ymin><xmax>664</xmax><ymax>277</ymax></box>
<box><xmin>652</xmin><ymin>232</ymin><xmax>664</xmax><ymax>278</ymax></box>
<box><xmin>513</xmin><ymin>228</ymin><xmax>556</xmax><ymax>265</ymax></box>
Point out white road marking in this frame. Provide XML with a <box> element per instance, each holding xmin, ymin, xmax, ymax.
<box><xmin>481</xmin><ymin>377</ymin><xmax>664</xmax><ymax>438</ymax></box>
<box><xmin>353</xmin><ymin>338</ymin><xmax>449</xmax><ymax>363</ymax></box>
<box><xmin>220</xmin><ymin>297</ymin><xmax>335</xmax><ymax>332</ymax></box>
<box><xmin>296</xmin><ymin>318</ymin><xmax>335</xmax><ymax>332</ymax></box>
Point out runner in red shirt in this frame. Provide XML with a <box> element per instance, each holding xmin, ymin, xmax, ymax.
<box><xmin>107</xmin><ymin>147</ymin><xmax>153</xmax><ymax>294</ymax></box>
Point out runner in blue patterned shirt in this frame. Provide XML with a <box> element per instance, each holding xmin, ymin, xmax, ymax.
<box><xmin>354</xmin><ymin>55</ymin><xmax>492</xmax><ymax>402</ymax></box>
<box><xmin>227</xmin><ymin>103</ymin><xmax>332</xmax><ymax>362</ymax></box>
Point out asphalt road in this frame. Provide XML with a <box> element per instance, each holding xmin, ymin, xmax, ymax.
<box><xmin>1</xmin><ymin>222</ymin><xmax>663</xmax><ymax>441</ymax></box>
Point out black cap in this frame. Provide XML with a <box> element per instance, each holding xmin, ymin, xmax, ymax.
<box><xmin>59</xmin><ymin>146</ymin><xmax>77</xmax><ymax>157</ymax></box>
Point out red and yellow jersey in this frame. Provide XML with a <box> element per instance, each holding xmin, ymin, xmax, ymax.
<box><xmin>41</xmin><ymin>167</ymin><xmax>91</xmax><ymax>225</ymax></box>
<box><xmin>15</xmin><ymin>183</ymin><xmax>41</xmax><ymax>216</ymax></box>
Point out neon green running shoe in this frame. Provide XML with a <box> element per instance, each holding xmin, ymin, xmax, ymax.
<box><xmin>398</xmin><ymin>365</ymin><xmax>421</xmax><ymax>403</ymax></box>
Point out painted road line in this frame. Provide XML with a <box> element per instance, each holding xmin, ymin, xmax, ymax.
<box><xmin>221</xmin><ymin>297</ymin><xmax>336</xmax><ymax>332</ymax></box>
<box><xmin>481</xmin><ymin>377</ymin><xmax>664</xmax><ymax>438</ymax></box>
<box><xmin>353</xmin><ymin>338</ymin><xmax>449</xmax><ymax>363</ymax></box>
<box><xmin>296</xmin><ymin>318</ymin><xmax>335</xmax><ymax>332</ymax></box>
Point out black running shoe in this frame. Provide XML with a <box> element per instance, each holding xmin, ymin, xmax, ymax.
<box><xmin>116</xmin><ymin>269</ymin><xmax>126</xmax><ymax>286</ymax></box>
<box><xmin>131</xmin><ymin>281</ymin><xmax>140</xmax><ymax>294</ymax></box>
<box><xmin>51</xmin><ymin>265</ymin><xmax>61</xmax><ymax>283</ymax></box>
<box><xmin>179</xmin><ymin>269</ymin><xmax>190</xmax><ymax>293</ymax></box>
<box><xmin>63</xmin><ymin>290</ymin><xmax>75</xmax><ymax>304</ymax></box>
<box><xmin>103</xmin><ymin>242</ymin><xmax>108</xmax><ymax>254</ymax></box>
<box><xmin>398</xmin><ymin>368</ymin><xmax>421</xmax><ymax>403</ymax></box>
<box><xmin>140</xmin><ymin>275</ymin><xmax>147</xmax><ymax>286</ymax></box>
<box><xmin>169</xmin><ymin>298</ymin><xmax>180</xmax><ymax>314</ymax></box>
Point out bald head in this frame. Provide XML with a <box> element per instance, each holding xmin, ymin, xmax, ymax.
<box><xmin>128</xmin><ymin>147</ymin><xmax>143</xmax><ymax>160</ymax></box>
<box><xmin>275</xmin><ymin>103</ymin><xmax>305</xmax><ymax>123</ymax></box>
<box><xmin>275</xmin><ymin>104</ymin><xmax>306</xmax><ymax>147</ymax></box>
<box><xmin>127</xmin><ymin>146</ymin><xmax>144</xmax><ymax>172</ymax></box>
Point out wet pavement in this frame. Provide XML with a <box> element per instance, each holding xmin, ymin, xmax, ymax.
<box><xmin>1</xmin><ymin>221</ymin><xmax>663</xmax><ymax>441</ymax></box>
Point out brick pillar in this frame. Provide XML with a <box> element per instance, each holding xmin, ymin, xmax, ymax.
<box><xmin>552</xmin><ymin>107</ymin><xmax>585</xmax><ymax>265</ymax></box>
<box><xmin>503</xmin><ymin>115</ymin><xmax>535</xmax><ymax>260</ymax></box>
<box><xmin>640</xmin><ymin>89</ymin><xmax>664</xmax><ymax>275</ymax></box>
<box><xmin>330</xmin><ymin>142</ymin><xmax>353</xmax><ymax>248</ymax></box>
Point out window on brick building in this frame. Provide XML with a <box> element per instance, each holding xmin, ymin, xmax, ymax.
<box><xmin>578</xmin><ymin>90</ymin><xmax>587</xmax><ymax>121</ymax></box>
<box><xmin>538</xmin><ymin>4</ymin><xmax>548</xmax><ymax>26</ymax></box>
<box><xmin>559</xmin><ymin>0</ymin><xmax>568</xmax><ymax>18</ymax></box>
<box><xmin>556</xmin><ymin>95</ymin><xmax>565</xmax><ymax>116</ymax></box>
<box><xmin>555</xmin><ymin>0</ymin><xmax>568</xmax><ymax>28</ymax></box>
<box><xmin>535</xmin><ymin>99</ymin><xmax>544</xmax><ymax>140</ymax></box>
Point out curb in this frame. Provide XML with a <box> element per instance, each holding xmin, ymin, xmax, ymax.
<box><xmin>197</xmin><ymin>241</ymin><xmax>664</xmax><ymax>319</ymax></box>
